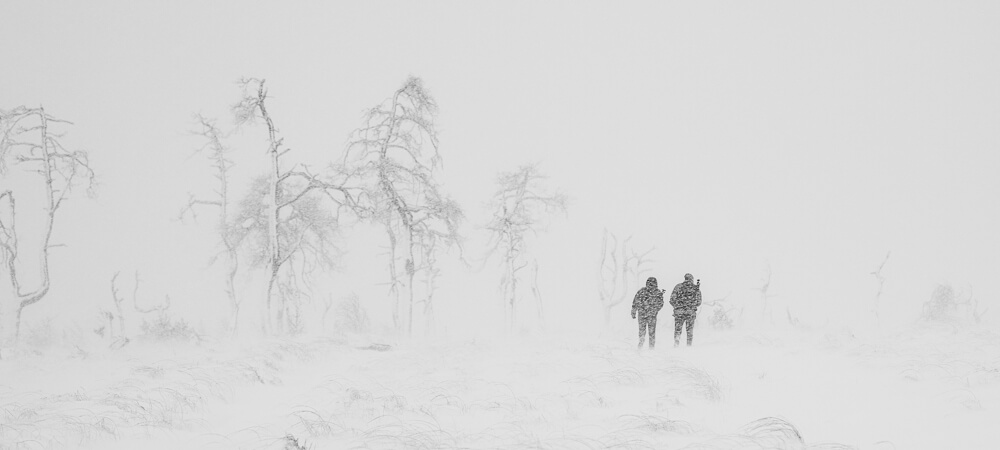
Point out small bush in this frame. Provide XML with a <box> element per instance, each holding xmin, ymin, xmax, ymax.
<box><xmin>919</xmin><ymin>283</ymin><xmax>987</xmax><ymax>325</ymax></box>
<box><xmin>708</xmin><ymin>304</ymin><xmax>734</xmax><ymax>330</ymax></box>
<box><xmin>921</xmin><ymin>284</ymin><xmax>958</xmax><ymax>322</ymax></box>
<box><xmin>139</xmin><ymin>313</ymin><xmax>199</xmax><ymax>342</ymax></box>
<box><xmin>283</xmin><ymin>434</ymin><xmax>310</xmax><ymax>450</ymax></box>
<box><xmin>705</xmin><ymin>298</ymin><xmax>735</xmax><ymax>330</ymax></box>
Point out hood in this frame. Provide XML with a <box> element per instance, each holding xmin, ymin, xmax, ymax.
<box><xmin>646</xmin><ymin>277</ymin><xmax>658</xmax><ymax>289</ymax></box>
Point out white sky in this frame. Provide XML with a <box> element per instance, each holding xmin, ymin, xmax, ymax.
<box><xmin>2</xmin><ymin>1</ymin><xmax>998</xmax><ymax>334</ymax></box>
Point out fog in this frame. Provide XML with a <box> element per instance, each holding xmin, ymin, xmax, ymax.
<box><xmin>1</xmin><ymin>2</ymin><xmax>998</xmax><ymax>449</ymax></box>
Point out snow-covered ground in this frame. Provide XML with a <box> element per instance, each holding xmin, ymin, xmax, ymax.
<box><xmin>2</xmin><ymin>323</ymin><xmax>997</xmax><ymax>449</ymax></box>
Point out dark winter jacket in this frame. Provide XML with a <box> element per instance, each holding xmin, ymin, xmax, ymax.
<box><xmin>670</xmin><ymin>278</ymin><xmax>702</xmax><ymax>317</ymax></box>
<box><xmin>631</xmin><ymin>277</ymin><xmax>664</xmax><ymax>318</ymax></box>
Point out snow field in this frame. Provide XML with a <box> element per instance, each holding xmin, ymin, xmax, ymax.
<box><xmin>1</xmin><ymin>324</ymin><xmax>997</xmax><ymax>449</ymax></box>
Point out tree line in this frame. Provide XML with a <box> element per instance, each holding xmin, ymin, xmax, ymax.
<box><xmin>0</xmin><ymin>76</ymin><xmax>567</xmax><ymax>346</ymax></box>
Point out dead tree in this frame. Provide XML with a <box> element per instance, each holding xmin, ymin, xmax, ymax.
<box><xmin>869</xmin><ymin>251</ymin><xmax>890</xmax><ymax>326</ymax></box>
<box><xmin>0</xmin><ymin>106</ymin><xmax>95</xmax><ymax>350</ymax></box>
<box><xmin>345</xmin><ymin>77</ymin><xmax>463</xmax><ymax>336</ymax></box>
<box><xmin>180</xmin><ymin>114</ymin><xmax>242</xmax><ymax>335</ymax></box>
<box><xmin>231</xmin><ymin>78</ymin><xmax>362</xmax><ymax>335</ymax></box>
<box><xmin>108</xmin><ymin>272</ymin><xmax>129</xmax><ymax>344</ymax></box>
<box><xmin>598</xmin><ymin>229</ymin><xmax>655</xmax><ymax>328</ymax></box>
<box><xmin>485</xmin><ymin>164</ymin><xmax>566</xmax><ymax>332</ymax></box>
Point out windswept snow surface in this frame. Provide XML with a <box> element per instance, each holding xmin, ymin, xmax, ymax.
<box><xmin>2</xmin><ymin>325</ymin><xmax>998</xmax><ymax>449</ymax></box>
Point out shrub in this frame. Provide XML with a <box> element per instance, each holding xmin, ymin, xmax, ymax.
<box><xmin>705</xmin><ymin>298</ymin><xmax>736</xmax><ymax>330</ymax></box>
<box><xmin>921</xmin><ymin>284</ymin><xmax>958</xmax><ymax>322</ymax></box>
<box><xmin>139</xmin><ymin>313</ymin><xmax>200</xmax><ymax>342</ymax></box>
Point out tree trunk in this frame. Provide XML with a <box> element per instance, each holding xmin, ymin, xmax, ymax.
<box><xmin>424</xmin><ymin>299</ymin><xmax>435</xmax><ymax>336</ymax></box>
<box><xmin>531</xmin><ymin>260</ymin><xmax>543</xmax><ymax>329</ymax></box>
<box><xmin>231</xmin><ymin>301</ymin><xmax>241</xmax><ymax>337</ymax></box>
<box><xmin>508</xmin><ymin>257</ymin><xmax>517</xmax><ymax>333</ymax></box>
<box><xmin>265</xmin><ymin>265</ymin><xmax>279</xmax><ymax>335</ymax></box>
<box><xmin>386</xmin><ymin>227</ymin><xmax>399</xmax><ymax>331</ymax></box>
<box><xmin>259</xmin><ymin>82</ymin><xmax>281</xmax><ymax>336</ymax></box>
<box><xmin>225</xmin><ymin>256</ymin><xmax>240</xmax><ymax>336</ymax></box>
<box><xmin>406</xmin><ymin>236</ymin><xmax>416</xmax><ymax>336</ymax></box>
<box><xmin>423</xmin><ymin>259</ymin><xmax>437</xmax><ymax>337</ymax></box>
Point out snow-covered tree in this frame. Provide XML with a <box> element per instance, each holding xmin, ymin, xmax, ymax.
<box><xmin>345</xmin><ymin>76</ymin><xmax>463</xmax><ymax>335</ymax></box>
<box><xmin>231</xmin><ymin>78</ymin><xmax>361</xmax><ymax>335</ymax></box>
<box><xmin>485</xmin><ymin>164</ymin><xmax>566</xmax><ymax>332</ymax></box>
<box><xmin>0</xmin><ymin>106</ymin><xmax>94</xmax><ymax>351</ymax></box>
<box><xmin>230</xmin><ymin>173</ymin><xmax>339</xmax><ymax>335</ymax></box>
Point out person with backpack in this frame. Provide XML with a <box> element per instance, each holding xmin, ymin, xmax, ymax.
<box><xmin>631</xmin><ymin>277</ymin><xmax>665</xmax><ymax>349</ymax></box>
<box><xmin>670</xmin><ymin>273</ymin><xmax>702</xmax><ymax>347</ymax></box>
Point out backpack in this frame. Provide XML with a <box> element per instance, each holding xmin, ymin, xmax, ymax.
<box><xmin>678</xmin><ymin>280</ymin><xmax>701</xmax><ymax>306</ymax></box>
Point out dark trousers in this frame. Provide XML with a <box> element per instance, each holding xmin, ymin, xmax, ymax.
<box><xmin>674</xmin><ymin>314</ymin><xmax>696</xmax><ymax>346</ymax></box>
<box><xmin>638</xmin><ymin>314</ymin><xmax>658</xmax><ymax>349</ymax></box>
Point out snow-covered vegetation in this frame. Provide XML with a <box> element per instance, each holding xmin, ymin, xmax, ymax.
<box><xmin>2</xmin><ymin>323</ymin><xmax>998</xmax><ymax>449</ymax></box>
<box><xmin>2</xmin><ymin>2</ymin><xmax>998</xmax><ymax>449</ymax></box>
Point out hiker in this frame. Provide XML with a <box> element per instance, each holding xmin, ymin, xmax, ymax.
<box><xmin>670</xmin><ymin>273</ymin><xmax>702</xmax><ymax>347</ymax></box>
<box><xmin>631</xmin><ymin>277</ymin><xmax>664</xmax><ymax>349</ymax></box>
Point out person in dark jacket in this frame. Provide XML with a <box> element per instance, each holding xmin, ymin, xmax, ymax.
<box><xmin>670</xmin><ymin>273</ymin><xmax>702</xmax><ymax>347</ymax></box>
<box><xmin>631</xmin><ymin>277</ymin><xmax>664</xmax><ymax>349</ymax></box>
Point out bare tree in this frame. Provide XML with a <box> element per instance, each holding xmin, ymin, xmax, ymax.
<box><xmin>231</xmin><ymin>78</ymin><xmax>362</xmax><ymax>335</ymax></box>
<box><xmin>597</xmin><ymin>229</ymin><xmax>655</xmax><ymax>328</ymax></box>
<box><xmin>180</xmin><ymin>114</ymin><xmax>242</xmax><ymax>335</ymax></box>
<box><xmin>869</xmin><ymin>251</ymin><xmax>890</xmax><ymax>326</ymax></box>
<box><xmin>0</xmin><ymin>106</ymin><xmax>95</xmax><ymax>351</ymax></box>
<box><xmin>345</xmin><ymin>76</ymin><xmax>463</xmax><ymax>336</ymax></box>
<box><xmin>108</xmin><ymin>272</ymin><xmax>129</xmax><ymax>345</ymax></box>
<box><xmin>485</xmin><ymin>164</ymin><xmax>566</xmax><ymax>332</ymax></box>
